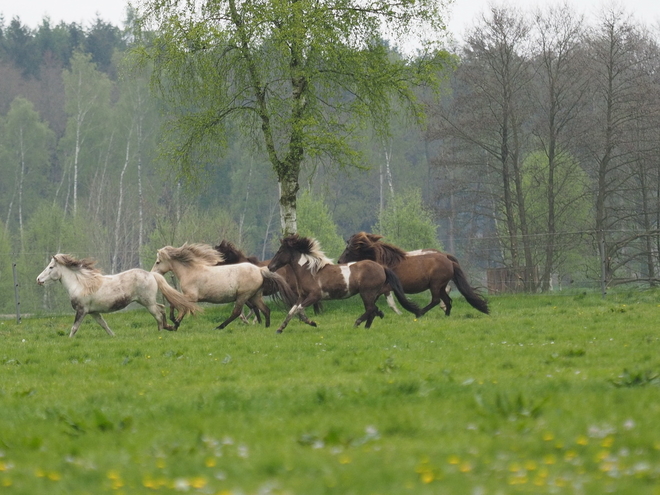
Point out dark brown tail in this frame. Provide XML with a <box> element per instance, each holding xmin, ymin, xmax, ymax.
<box><xmin>260</xmin><ymin>267</ymin><xmax>297</xmax><ymax>308</ymax></box>
<box><xmin>384</xmin><ymin>268</ymin><xmax>422</xmax><ymax>317</ymax></box>
<box><xmin>447</xmin><ymin>254</ymin><xmax>489</xmax><ymax>314</ymax></box>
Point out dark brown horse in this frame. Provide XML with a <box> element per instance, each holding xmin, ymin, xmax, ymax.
<box><xmin>338</xmin><ymin>232</ymin><xmax>489</xmax><ymax>317</ymax></box>
<box><xmin>268</xmin><ymin>234</ymin><xmax>421</xmax><ymax>333</ymax></box>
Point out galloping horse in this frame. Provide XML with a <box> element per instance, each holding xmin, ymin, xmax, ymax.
<box><xmin>152</xmin><ymin>243</ymin><xmax>296</xmax><ymax>330</ymax></box>
<box><xmin>214</xmin><ymin>240</ymin><xmax>323</xmax><ymax>315</ymax></box>
<box><xmin>36</xmin><ymin>254</ymin><xmax>200</xmax><ymax>337</ymax></box>
<box><xmin>268</xmin><ymin>234</ymin><xmax>421</xmax><ymax>333</ymax></box>
<box><xmin>338</xmin><ymin>232</ymin><xmax>489</xmax><ymax>317</ymax></box>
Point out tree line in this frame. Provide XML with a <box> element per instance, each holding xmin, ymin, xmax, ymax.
<box><xmin>1</xmin><ymin>3</ymin><xmax>660</xmax><ymax>315</ymax></box>
<box><xmin>429</xmin><ymin>4</ymin><xmax>660</xmax><ymax>293</ymax></box>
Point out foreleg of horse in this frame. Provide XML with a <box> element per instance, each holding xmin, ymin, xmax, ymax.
<box><xmin>355</xmin><ymin>293</ymin><xmax>380</xmax><ymax>328</ymax></box>
<box><xmin>384</xmin><ymin>292</ymin><xmax>402</xmax><ymax>315</ymax></box>
<box><xmin>69</xmin><ymin>310</ymin><xmax>87</xmax><ymax>337</ymax></box>
<box><xmin>415</xmin><ymin>286</ymin><xmax>448</xmax><ymax>317</ymax></box>
<box><xmin>90</xmin><ymin>313</ymin><xmax>116</xmax><ymax>337</ymax></box>
<box><xmin>276</xmin><ymin>304</ymin><xmax>303</xmax><ymax>333</ymax></box>
<box><xmin>297</xmin><ymin>309</ymin><xmax>317</xmax><ymax>327</ymax></box>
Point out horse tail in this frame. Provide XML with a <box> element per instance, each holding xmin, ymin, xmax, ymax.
<box><xmin>260</xmin><ymin>267</ymin><xmax>297</xmax><ymax>308</ymax></box>
<box><xmin>384</xmin><ymin>268</ymin><xmax>422</xmax><ymax>317</ymax></box>
<box><xmin>447</xmin><ymin>254</ymin><xmax>489</xmax><ymax>314</ymax></box>
<box><xmin>152</xmin><ymin>272</ymin><xmax>202</xmax><ymax>316</ymax></box>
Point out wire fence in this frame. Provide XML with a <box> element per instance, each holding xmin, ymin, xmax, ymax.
<box><xmin>3</xmin><ymin>228</ymin><xmax>659</xmax><ymax>320</ymax></box>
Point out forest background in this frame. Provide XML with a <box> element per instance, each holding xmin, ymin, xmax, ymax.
<box><xmin>1</xmin><ymin>3</ymin><xmax>660</xmax><ymax>314</ymax></box>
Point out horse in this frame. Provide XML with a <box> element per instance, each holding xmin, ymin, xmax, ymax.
<box><xmin>36</xmin><ymin>254</ymin><xmax>200</xmax><ymax>337</ymax></box>
<box><xmin>152</xmin><ymin>243</ymin><xmax>296</xmax><ymax>330</ymax></box>
<box><xmin>214</xmin><ymin>240</ymin><xmax>323</xmax><ymax>316</ymax></box>
<box><xmin>338</xmin><ymin>232</ymin><xmax>489</xmax><ymax>317</ymax></box>
<box><xmin>267</xmin><ymin>234</ymin><xmax>422</xmax><ymax>333</ymax></box>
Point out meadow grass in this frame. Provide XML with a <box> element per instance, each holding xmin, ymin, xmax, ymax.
<box><xmin>1</xmin><ymin>289</ymin><xmax>660</xmax><ymax>494</ymax></box>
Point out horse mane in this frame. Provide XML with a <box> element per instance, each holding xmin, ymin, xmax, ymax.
<box><xmin>53</xmin><ymin>253</ymin><xmax>104</xmax><ymax>295</ymax></box>
<box><xmin>160</xmin><ymin>243</ymin><xmax>225</xmax><ymax>266</ymax></box>
<box><xmin>282</xmin><ymin>234</ymin><xmax>333</xmax><ymax>276</ymax></box>
<box><xmin>348</xmin><ymin>232</ymin><xmax>407</xmax><ymax>268</ymax></box>
<box><xmin>214</xmin><ymin>240</ymin><xmax>259</xmax><ymax>265</ymax></box>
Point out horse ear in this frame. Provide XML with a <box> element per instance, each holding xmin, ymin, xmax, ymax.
<box><xmin>367</xmin><ymin>233</ymin><xmax>383</xmax><ymax>242</ymax></box>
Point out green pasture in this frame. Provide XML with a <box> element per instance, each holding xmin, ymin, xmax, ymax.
<box><xmin>1</xmin><ymin>290</ymin><xmax>660</xmax><ymax>494</ymax></box>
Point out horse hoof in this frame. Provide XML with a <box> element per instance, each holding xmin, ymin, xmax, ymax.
<box><xmin>310</xmin><ymin>321</ymin><xmax>317</xmax><ymax>327</ymax></box>
<box><xmin>276</xmin><ymin>329</ymin><xmax>283</xmax><ymax>334</ymax></box>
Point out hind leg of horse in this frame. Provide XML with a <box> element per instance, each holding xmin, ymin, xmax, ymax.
<box><xmin>145</xmin><ymin>302</ymin><xmax>176</xmax><ymax>331</ymax></box>
<box><xmin>217</xmin><ymin>296</ymin><xmax>252</xmax><ymax>329</ymax></box>
<box><xmin>438</xmin><ymin>285</ymin><xmax>453</xmax><ymax>316</ymax></box>
<box><xmin>248</xmin><ymin>295</ymin><xmax>271</xmax><ymax>327</ymax></box>
<box><xmin>384</xmin><ymin>292</ymin><xmax>402</xmax><ymax>315</ymax></box>
<box><xmin>89</xmin><ymin>313</ymin><xmax>116</xmax><ymax>336</ymax></box>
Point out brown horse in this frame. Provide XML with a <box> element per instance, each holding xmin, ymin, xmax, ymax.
<box><xmin>214</xmin><ymin>240</ymin><xmax>323</xmax><ymax>316</ymax></box>
<box><xmin>338</xmin><ymin>232</ymin><xmax>489</xmax><ymax>317</ymax></box>
<box><xmin>268</xmin><ymin>234</ymin><xmax>421</xmax><ymax>333</ymax></box>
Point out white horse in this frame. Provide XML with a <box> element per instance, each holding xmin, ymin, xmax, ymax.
<box><xmin>151</xmin><ymin>243</ymin><xmax>296</xmax><ymax>330</ymax></box>
<box><xmin>36</xmin><ymin>254</ymin><xmax>200</xmax><ymax>337</ymax></box>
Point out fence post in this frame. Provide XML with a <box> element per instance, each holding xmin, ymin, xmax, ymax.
<box><xmin>12</xmin><ymin>262</ymin><xmax>21</xmax><ymax>324</ymax></box>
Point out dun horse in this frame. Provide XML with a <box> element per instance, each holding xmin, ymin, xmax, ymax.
<box><xmin>152</xmin><ymin>243</ymin><xmax>296</xmax><ymax>329</ymax></box>
<box><xmin>36</xmin><ymin>254</ymin><xmax>200</xmax><ymax>337</ymax></box>
<box><xmin>268</xmin><ymin>234</ymin><xmax>421</xmax><ymax>333</ymax></box>
<box><xmin>338</xmin><ymin>232</ymin><xmax>489</xmax><ymax>317</ymax></box>
<box><xmin>214</xmin><ymin>240</ymin><xmax>323</xmax><ymax>316</ymax></box>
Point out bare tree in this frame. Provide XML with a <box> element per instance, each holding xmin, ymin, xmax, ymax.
<box><xmin>430</xmin><ymin>6</ymin><xmax>536</xmax><ymax>289</ymax></box>
<box><xmin>582</xmin><ymin>8</ymin><xmax>660</xmax><ymax>292</ymax></box>
<box><xmin>530</xmin><ymin>4</ymin><xmax>591</xmax><ymax>290</ymax></box>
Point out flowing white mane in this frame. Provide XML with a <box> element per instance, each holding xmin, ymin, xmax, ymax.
<box><xmin>298</xmin><ymin>238</ymin><xmax>334</xmax><ymax>276</ymax></box>
<box><xmin>54</xmin><ymin>254</ymin><xmax>104</xmax><ymax>295</ymax></box>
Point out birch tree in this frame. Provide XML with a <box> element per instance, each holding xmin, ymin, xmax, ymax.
<box><xmin>61</xmin><ymin>51</ymin><xmax>112</xmax><ymax>217</ymax></box>
<box><xmin>135</xmin><ymin>0</ymin><xmax>451</xmax><ymax>236</ymax></box>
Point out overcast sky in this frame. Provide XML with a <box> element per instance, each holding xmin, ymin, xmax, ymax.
<box><xmin>2</xmin><ymin>0</ymin><xmax>659</xmax><ymax>42</ymax></box>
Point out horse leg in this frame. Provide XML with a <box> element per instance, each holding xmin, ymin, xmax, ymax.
<box><xmin>297</xmin><ymin>309</ymin><xmax>317</xmax><ymax>327</ymax></box>
<box><xmin>145</xmin><ymin>302</ymin><xmax>177</xmax><ymax>332</ymax></box>
<box><xmin>438</xmin><ymin>285</ymin><xmax>453</xmax><ymax>316</ymax></box>
<box><xmin>384</xmin><ymin>291</ymin><xmax>402</xmax><ymax>315</ymax></box>
<box><xmin>216</xmin><ymin>297</ymin><xmax>251</xmax><ymax>330</ymax></box>
<box><xmin>416</xmin><ymin>284</ymin><xmax>448</xmax><ymax>317</ymax></box>
<box><xmin>90</xmin><ymin>313</ymin><xmax>116</xmax><ymax>336</ymax></box>
<box><xmin>249</xmin><ymin>296</ymin><xmax>271</xmax><ymax>327</ymax></box>
<box><xmin>355</xmin><ymin>292</ymin><xmax>380</xmax><ymax>328</ymax></box>
<box><xmin>276</xmin><ymin>304</ymin><xmax>304</xmax><ymax>333</ymax></box>
<box><xmin>69</xmin><ymin>310</ymin><xmax>88</xmax><ymax>337</ymax></box>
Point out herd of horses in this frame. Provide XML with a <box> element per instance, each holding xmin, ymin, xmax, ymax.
<box><xmin>36</xmin><ymin>232</ymin><xmax>490</xmax><ymax>337</ymax></box>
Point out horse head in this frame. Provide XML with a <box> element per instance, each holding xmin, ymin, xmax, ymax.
<box><xmin>37</xmin><ymin>256</ymin><xmax>61</xmax><ymax>285</ymax></box>
<box><xmin>269</xmin><ymin>235</ymin><xmax>332</xmax><ymax>275</ymax></box>
<box><xmin>151</xmin><ymin>248</ymin><xmax>172</xmax><ymax>275</ymax></box>
<box><xmin>338</xmin><ymin>232</ymin><xmax>378</xmax><ymax>263</ymax></box>
<box><xmin>268</xmin><ymin>235</ymin><xmax>300</xmax><ymax>272</ymax></box>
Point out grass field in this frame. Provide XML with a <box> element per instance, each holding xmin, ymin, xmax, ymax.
<box><xmin>1</xmin><ymin>289</ymin><xmax>660</xmax><ymax>494</ymax></box>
